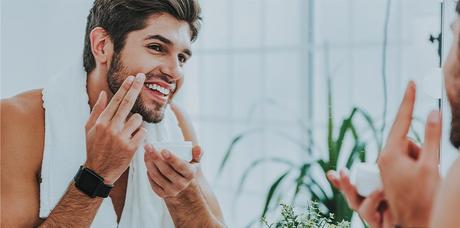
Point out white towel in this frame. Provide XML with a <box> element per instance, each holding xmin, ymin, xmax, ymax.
<box><xmin>40</xmin><ymin>60</ymin><xmax>183</xmax><ymax>227</ymax></box>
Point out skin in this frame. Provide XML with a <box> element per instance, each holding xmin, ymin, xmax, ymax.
<box><xmin>329</xmin><ymin>82</ymin><xmax>442</xmax><ymax>228</ymax></box>
<box><xmin>329</xmin><ymin>15</ymin><xmax>460</xmax><ymax>228</ymax></box>
<box><xmin>1</xmin><ymin>13</ymin><xmax>224</xmax><ymax>227</ymax></box>
<box><xmin>327</xmin><ymin>170</ymin><xmax>392</xmax><ymax>228</ymax></box>
<box><xmin>430</xmin><ymin>16</ymin><xmax>460</xmax><ymax>228</ymax></box>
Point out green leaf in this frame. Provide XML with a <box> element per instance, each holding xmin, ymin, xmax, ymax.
<box><xmin>345</xmin><ymin>142</ymin><xmax>366</xmax><ymax>169</ymax></box>
<box><xmin>236</xmin><ymin>157</ymin><xmax>294</xmax><ymax>199</ymax></box>
<box><xmin>333</xmin><ymin>191</ymin><xmax>354</xmax><ymax>221</ymax></box>
<box><xmin>327</xmin><ymin>76</ymin><xmax>335</xmax><ymax>171</ymax></box>
<box><xmin>332</xmin><ymin>108</ymin><xmax>358</xmax><ymax>169</ymax></box>
<box><xmin>356</xmin><ymin>107</ymin><xmax>382</xmax><ymax>150</ymax></box>
<box><xmin>217</xmin><ymin>133</ymin><xmax>246</xmax><ymax>177</ymax></box>
<box><xmin>309</xmin><ymin>176</ymin><xmax>330</xmax><ymax>202</ymax></box>
<box><xmin>261</xmin><ymin>170</ymin><xmax>291</xmax><ymax>218</ymax></box>
<box><xmin>292</xmin><ymin>163</ymin><xmax>313</xmax><ymax>203</ymax></box>
<box><xmin>217</xmin><ymin>128</ymin><xmax>308</xmax><ymax>179</ymax></box>
<box><xmin>318</xmin><ymin>160</ymin><xmax>329</xmax><ymax>173</ymax></box>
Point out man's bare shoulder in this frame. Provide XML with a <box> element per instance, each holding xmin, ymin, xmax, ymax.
<box><xmin>1</xmin><ymin>89</ymin><xmax>45</xmax><ymax>174</ymax></box>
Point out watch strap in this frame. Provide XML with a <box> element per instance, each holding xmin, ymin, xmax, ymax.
<box><xmin>74</xmin><ymin>166</ymin><xmax>113</xmax><ymax>198</ymax></box>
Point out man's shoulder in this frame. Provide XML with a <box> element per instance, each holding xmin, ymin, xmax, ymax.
<box><xmin>1</xmin><ymin>89</ymin><xmax>45</xmax><ymax>172</ymax></box>
<box><xmin>2</xmin><ymin>89</ymin><xmax>44</xmax><ymax>115</ymax></box>
<box><xmin>2</xmin><ymin>89</ymin><xmax>45</xmax><ymax>126</ymax></box>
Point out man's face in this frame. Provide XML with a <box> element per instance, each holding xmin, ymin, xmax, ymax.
<box><xmin>444</xmin><ymin>17</ymin><xmax>460</xmax><ymax>148</ymax></box>
<box><xmin>107</xmin><ymin>13</ymin><xmax>192</xmax><ymax>123</ymax></box>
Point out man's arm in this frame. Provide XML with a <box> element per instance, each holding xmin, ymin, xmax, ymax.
<box><xmin>39</xmin><ymin>185</ymin><xmax>103</xmax><ymax>227</ymax></box>
<box><xmin>170</xmin><ymin>103</ymin><xmax>224</xmax><ymax>223</ymax></box>
<box><xmin>1</xmin><ymin>92</ymin><xmax>103</xmax><ymax>227</ymax></box>
<box><xmin>1</xmin><ymin>92</ymin><xmax>45</xmax><ymax>227</ymax></box>
<box><xmin>430</xmin><ymin>157</ymin><xmax>460</xmax><ymax>227</ymax></box>
<box><xmin>2</xmin><ymin>74</ymin><xmax>147</xmax><ymax>227</ymax></box>
<box><xmin>164</xmin><ymin>179</ymin><xmax>225</xmax><ymax>228</ymax></box>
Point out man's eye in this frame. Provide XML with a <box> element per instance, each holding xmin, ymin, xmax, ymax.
<box><xmin>178</xmin><ymin>54</ymin><xmax>187</xmax><ymax>63</ymax></box>
<box><xmin>148</xmin><ymin>44</ymin><xmax>162</xmax><ymax>52</ymax></box>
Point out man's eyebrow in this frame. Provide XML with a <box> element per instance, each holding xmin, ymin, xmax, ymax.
<box><xmin>145</xmin><ymin>34</ymin><xmax>172</xmax><ymax>44</ymax></box>
<box><xmin>184</xmin><ymin>49</ymin><xmax>192</xmax><ymax>57</ymax></box>
<box><xmin>145</xmin><ymin>34</ymin><xmax>192</xmax><ymax>57</ymax></box>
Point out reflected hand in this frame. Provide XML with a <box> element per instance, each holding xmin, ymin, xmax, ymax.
<box><xmin>327</xmin><ymin>169</ymin><xmax>392</xmax><ymax>228</ymax></box>
<box><xmin>377</xmin><ymin>81</ymin><xmax>441</xmax><ymax>226</ymax></box>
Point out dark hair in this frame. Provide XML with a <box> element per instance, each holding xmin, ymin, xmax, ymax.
<box><xmin>457</xmin><ymin>1</ymin><xmax>460</xmax><ymax>14</ymax></box>
<box><xmin>83</xmin><ymin>0</ymin><xmax>201</xmax><ymax>73</ymax></box>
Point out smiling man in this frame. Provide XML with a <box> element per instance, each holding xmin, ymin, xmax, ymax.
<box><xmin>1</xmin><ymin>0</ymin><xmax>224</xmax><ymax>227</ymax></box>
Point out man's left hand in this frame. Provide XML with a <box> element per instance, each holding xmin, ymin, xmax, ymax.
<box><xmin>144</xmin><ymin>144</ymin><xmax>203</xmax><ymax>198</ymax></box>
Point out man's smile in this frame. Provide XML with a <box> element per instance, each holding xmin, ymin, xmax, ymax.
<box><xmin>143</xmin><ymin>81</ymin><xmax>175</xmax><ymax>105</ymax></box>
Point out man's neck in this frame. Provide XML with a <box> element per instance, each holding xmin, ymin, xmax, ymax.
<box><xmin>86</xmin><ymin>67</ymin><xmax>112</xmax><ymax>110</ymax></box>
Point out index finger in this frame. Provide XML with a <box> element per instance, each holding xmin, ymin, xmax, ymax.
<box><xmin>387</xmin><ymin>81</ymin><xmax>416</xmax><ymax>143</ymax></box>
<box><xmin>98</xmin><ymin>75</ymin><xmax>135</xmax><ymax>123</ymax></box>
<box><xmin>161</xmin><ymin>150</ymin><xmax>195</xmax><ymax>179</ymax></box>
<box><xmin>112</xmin><ymin>73</ymin><xmax>146</xmax><ymax>123</ymax></box>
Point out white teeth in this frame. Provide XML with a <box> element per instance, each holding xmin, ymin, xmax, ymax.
<box><xmin>146</xmin><ymin>83</ymin><xmax>170</xmax><ymax>96</ymax></box>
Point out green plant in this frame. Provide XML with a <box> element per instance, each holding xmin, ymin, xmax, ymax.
<box><xmin>261</xmin><ymin>202</ymin><xmax>351</xmax><ymax>228</ymax></box>
<box><xmin>217</xmin><ymin>76</ymin><xmax>383</xmax><ymax>224</ymax></box>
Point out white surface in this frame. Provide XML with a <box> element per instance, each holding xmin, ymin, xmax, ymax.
<box><xmin>153</xmin><ymin>141</ymin><xmax>193</xmax><ymax>162</ymax></box>
<box><xmin>350</xmin><ymin>163</ymin><xmax>383</xmax><ymax>197</ymax></box>
<box><xmin>422</xmin><ymin>68</ymin><xmax>443</xmax><ymax>99</ymax></box>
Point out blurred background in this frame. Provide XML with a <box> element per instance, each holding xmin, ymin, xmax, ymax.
<box><xmin>1</xmin><ymin>0</ymin><xmax>459</xmax><ymax>227</ymax></box>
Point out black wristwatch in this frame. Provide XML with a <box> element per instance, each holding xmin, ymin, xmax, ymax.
<box><xmin>73</xmin><ymin>166</ymin><xmax>113</xmax><ymax>198</ymax></box>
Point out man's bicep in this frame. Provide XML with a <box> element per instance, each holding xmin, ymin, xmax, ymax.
<box><xmin>1</xmin><ymin>99</ymin><xmax>43</xmax><ymax>227</ymax></box>
<box><xmin>1</xmin><ymin>138</ymin><xmax>42</xmax><ymax>227</ymax></box>
<box><xmin>2</xmin><ymin>173</ymin><xmax>42</xmax><ymax>227</ymax></box>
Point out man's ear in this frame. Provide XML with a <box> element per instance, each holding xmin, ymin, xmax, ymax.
<box><xmin>89</xmin><ymin>27</ymin><xmax>113</xmax><ymax>66</ymax></box>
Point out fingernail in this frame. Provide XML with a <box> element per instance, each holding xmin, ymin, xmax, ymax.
<box><xmin>327</xmin><ymin>171</ymin><xmax>336</xmax><ymax>180</ymax></box>
<box><xmin>161</xmin><ymin>150</ymin><xmax>170</xmax><ymax>159</ymax></box>
<box><xmin>136</xmin><ymin>73</ymin><xmax>146</xmax><ymax>80</ymax></box>
<box><xmin>428</xmin><ymin>111</ymin><xmax>440</xmax><ymax>123</ymax></box>
<box><xmin>408</xmin><ymin>80</ymin><xmax>414</xmax><ymax>88</ymax></box>
<box><xmin>144</xmin><ymin>144</ymin><xmax>153</xmax><ymax>151</ymax></box>
<box><xmin>126</xmin><ymin>76</ymin><xmax>135</xmax><ymax>83</ymax></box>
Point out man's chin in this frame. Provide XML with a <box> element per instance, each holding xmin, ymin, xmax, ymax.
<box><xmin>131</xmin><ymin>101</ymin><xmax>166</xmax><ymax>124</ymax></box>
<box><xmin>140</xmin><ymin>109</ymin><xmax>165</xmax><ymax>124</ymax></box>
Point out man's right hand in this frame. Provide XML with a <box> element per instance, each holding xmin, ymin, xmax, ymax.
<box><xmin>84</xmin><ymin>73</ymin><xmax>146</xmax><ymax>184</ymax></box>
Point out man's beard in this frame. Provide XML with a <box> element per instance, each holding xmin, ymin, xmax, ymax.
<box><xmin>107</xmin><ymin>52</ymin><xmax>166</xmax><ymax>123</ymax></box>
<box><xmin>450</xmin><ymin>106</ymin><xmax>460</xmax><ymax>149</ymax></box>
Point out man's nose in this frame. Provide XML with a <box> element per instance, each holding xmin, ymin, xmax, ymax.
<box><xmin>159</xmin><ymin>56</ymin><xmax>182</xmax><ymax>81</ymax></box>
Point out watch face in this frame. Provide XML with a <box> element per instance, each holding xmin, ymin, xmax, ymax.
<box><xmin>75</xmin><ymin>167</ymin><xmax>104</xmax><ymax>198</ymax></box>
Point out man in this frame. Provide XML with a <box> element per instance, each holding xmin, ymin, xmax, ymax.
<box><xmin>327</xmin><ymin>2</ymin><xmax>460</xmax><ymax>227</ymax></box>
<box><xmin>1</xmin><ymin>0</ymin><xmax>224</xmax><ymax>227</ymax></box>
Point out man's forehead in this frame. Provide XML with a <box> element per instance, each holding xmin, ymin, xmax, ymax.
<box><xmin>140</xmin><ymin>13</ymin><xmax>192</xmax><ymax>48</ymax></box>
